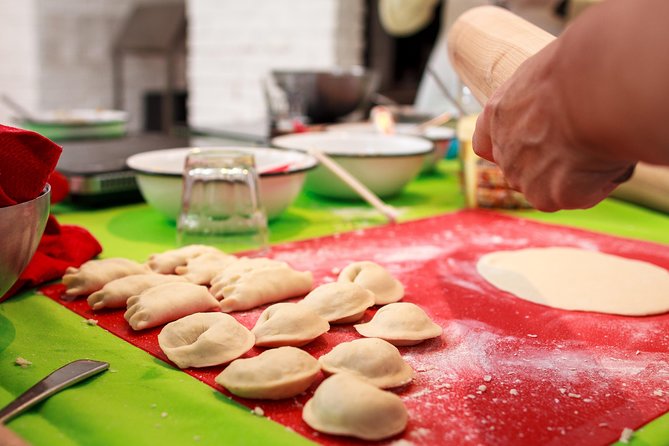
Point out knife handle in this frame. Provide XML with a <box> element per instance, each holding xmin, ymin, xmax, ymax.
<box><xmin>447</xmin><ymin>5</ymin><xmax>556</xmax><ymax>104</ymax></box>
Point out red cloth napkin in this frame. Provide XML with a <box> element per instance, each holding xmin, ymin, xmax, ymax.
<box><xmin>0</xmin><ymin>124</ymin><xmax>62</xmax><ymax>206</ymax></box>
<box><xmin>1</xmin><ymin>124</ymin><xmax>102</xmax><ymax>300</ymax></box>
<box><xmin>3</xmin><ymin>216</ymin><xmax>102</xmax><ymax>299</ymax></box>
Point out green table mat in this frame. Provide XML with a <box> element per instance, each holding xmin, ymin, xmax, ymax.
<box><xmin>2</xmin><ymin>160</ymin><xmax>667</xmax><ymax>445</ymax></box>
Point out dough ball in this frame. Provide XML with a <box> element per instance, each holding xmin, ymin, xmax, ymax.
<box><xmin>302</xmin><ymin>373</ymin><xmax>408</xmax><ymax>441</ymax></box>
<box><xmin>216</xmin><ymin>346</ymin><xmax>320</xmax><ymax>400</ymax></box>
<box><xmin>299</xmin><ymin>282</ymin><xmax>375</xmax><ymax>324</ymax></box>
<box><xmin>354</xmin><ymin>302</ymin><xmax>442</xmax><ymax>346</ymax></box>
<box><xmin>159</xmin><ymin>312</ymin><xmax>255</xmax><ymax>368</ymax></box>
<box><xmin>319</xmin><ymin>338</ymin><xmax>413</xmax><ymax>388</ymax></box>
<box><xmin>338</xmin><ymin>261</ymin><xmax>404</xmax><ymax>305</ymax></box>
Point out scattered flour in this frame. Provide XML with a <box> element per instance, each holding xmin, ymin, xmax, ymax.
<box><xmin>14</xmin><ymin>357</ymin><xmax>32</xmax><ymax>368</ymax></box>
<box><xmin>619</xmin><ymin>427</ymin><xmax>634</xmax><ymax>444</ymax></box>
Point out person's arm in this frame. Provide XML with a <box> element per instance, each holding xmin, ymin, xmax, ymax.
<box><xmin>472</xmin><ymin>0</ymin><xmax>669</xmax><ymax>211</ymax></box>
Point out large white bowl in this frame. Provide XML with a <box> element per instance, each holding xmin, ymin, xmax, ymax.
<box><xmin>325</xmin><ymin>122</ymin><xmax>455</xmax><ymax>173</ymax></box>
<box><xmin>126</xmin><ymin>147</ymin><xmax>318</xmax><ymax>221</ymax></box>
<box><xmin>271</xmin><ymin>132</ymin><xmax>433</xmax><ymax>199</ymax></box>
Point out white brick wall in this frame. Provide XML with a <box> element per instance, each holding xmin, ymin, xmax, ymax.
<box><xmin>0</xmin><ymin>0</ymin><xmax>39</xmax><ymax>124</ymax></box>
<box><xmin>0</xmin><ymin>0</ymin><xmax>364</xmax><ymax>132</ymax></box>
<box><xmin>0</xmin><ymin>0</ymin><xmax>186</xmax><ymax>132</ymax></box>
<box><xmin>187</xmin><ymin>0</ymin><xmax>365</xmax><ymax>128</ymax></box>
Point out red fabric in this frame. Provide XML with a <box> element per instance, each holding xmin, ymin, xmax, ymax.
<box><xmin>2</xmin><ymin>216</ymin><xmax>102</xmax><ymax>299</ymax></box>
<box><xmin>0</xmin><ymin>124</ymin><xmax>100</xmax><ymax>300</ymax></box>
<box><xmin>0</xmin><ymin>124</ymin><xmax>62</xmax><ymax>206</ymax></box>
<box><xmin>48</xmin><ymin>171</ymin><xmax>70</xmax><ymax>204</ymax></box>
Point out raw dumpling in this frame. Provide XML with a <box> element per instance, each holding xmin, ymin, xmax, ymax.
<box><xmin>125</xmin><ymin>282</ymin><xmax>219</xmax><ymax>330</ymax></box>
<box><xmin>299</xmin><ymin>282</ymin><xmax>374</xmax><ymax>324</ymax></box>
<box><xmin>210</xmin><ymin>257</ymin><xmax>288</xmax><ymax>298</ymax></box>
<box><xmin>87</xmin><ymin>273</ymin><xmax>187</xmax><ymax>310</ymax></box>
<box><xmin>216</xmin><ymin>346</ymin><xmax>320</xmax><ymax>399</ymax></box>
<box><xmin>338</xmin><ymin>261</ymin><xmax>404</xmax><ymax>305</ymax></box>
<box><xmin>252</xmin><ymin>303</ymin><xmax>329</xmax><ymax>347</ymax></box>
<box><xmin>158</xmin><ymin>312</ymin><xmax>254</xmax><ymax>368</ymax></box>
<box><xmin>354</xmin><ymin>302</ymin><xmax>442</xmax><ymax>346</ymax></box>
<box><xmin>302</xmin><ymin>373</ymin><xmax>408</xmax><ymax>440</ymax></box>
<box><xmin>63</xmin><ymin>258</ymin><xmax>150</xmax><ymax>299</ymax></box>
<box><xmin>217</xmin><ymin>264</ymin><xmax>313</xmax><ymax>313</ymax></box>
<box><xmin>175</xmin><ymin>252</ymin><xmax>237</xmax><ymax>285</ymax></box>
<box><xmin>147</xmin><ymin>244</ymin><xmax>223</xmax><ymax>274</ymax></box>
<box><xmin>318</xmin><ymin>338</ymin><xmax>413</xmax><ymax>388</ymax></box>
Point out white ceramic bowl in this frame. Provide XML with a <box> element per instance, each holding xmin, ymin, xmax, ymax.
<box><xmin>325</xmin><ymin>122</ymin><xmax>455</xmax><ymax>173</ymax></box>
<box><xmin>126</xmin><ymin>147</ymin><xmax>318</xmax><ymax>221</ymax></box>
<box><xmin>271</xmin><ymin>132</ymin><xmax>433</xmax><ymax>199</ymax></box>
<box><xmin>19</xmin><ymin>109</ymin><xmax>128</xmax><ymax>140</ymax></box>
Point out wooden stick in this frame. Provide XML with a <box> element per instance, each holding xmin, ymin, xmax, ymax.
<box><xmin>417</xmin><ymin>110</ymin><xmax>453</xmax><ymax>132</ymax></box>
<box><xmin>307</xmin><ymin>148</ymin><xmax>399</xmax><ymax>223</ymax></box>
<box><xmin>425</xmin><ymin>66</ymin><xmax>468</xmax><ymax>117</ymax></box>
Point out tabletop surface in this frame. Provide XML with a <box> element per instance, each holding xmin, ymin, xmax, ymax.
<box><xmin>1</xmin><ymin>160</ymin><xmax>668</xmax><ymax>446</ymax></box>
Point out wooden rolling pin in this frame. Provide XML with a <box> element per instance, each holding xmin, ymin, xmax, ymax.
<box><xmin>447</xmin><ymin>6</ymin><xmax>669</xmax><ymax>213</ymax></box>
<box><xmin>447</xmin><ymin>5</ymin><xmax>555</xmax><ymax>105</ymax></box>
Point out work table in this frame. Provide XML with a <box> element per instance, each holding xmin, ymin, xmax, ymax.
<box><xmin>1</xmin><ymin>160</ymin><xmax>667</xmax><ymax>446</ymax></box>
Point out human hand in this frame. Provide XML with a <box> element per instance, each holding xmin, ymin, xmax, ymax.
<box><xmin>472</xmin><ymin>41</ymin><xmax>635</xmax><ymax>212</ymax></box>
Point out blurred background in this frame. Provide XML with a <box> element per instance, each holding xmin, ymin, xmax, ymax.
<box><xmin>0</xmin><ymin>0</ymin><xmax>445</xmax><ymax>133</ymax></box>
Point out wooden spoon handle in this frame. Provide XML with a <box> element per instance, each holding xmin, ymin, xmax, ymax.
<box><xmin>447</xmin><ymin>6</ymin><xmax>556</xmax><ymax>104</ymax></box>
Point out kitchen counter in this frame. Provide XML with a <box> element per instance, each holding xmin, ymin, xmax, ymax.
<box><xmin>1</xmin><ymin>160</ymin><xmax>668</xmax><ymax>445</ymax></box>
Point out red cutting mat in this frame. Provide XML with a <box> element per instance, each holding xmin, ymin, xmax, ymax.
<box><xmin>43</xmin><ymin>210</ymin><xmax>669</xmax><ymax>445</ymax></box>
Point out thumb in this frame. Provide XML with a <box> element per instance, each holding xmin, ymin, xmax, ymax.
<box><xmin>472</xmin><ymin>107</ymin><xmax>494</xmax><ymax>162</ymax></box>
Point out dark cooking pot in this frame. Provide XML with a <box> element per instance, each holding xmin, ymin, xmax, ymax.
<box><xmin>270</xmin><ymin>67</ymin><xmax>378</xmax><ymax>124</ymax></box>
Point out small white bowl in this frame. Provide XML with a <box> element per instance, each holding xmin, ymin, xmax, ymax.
<box><xmin>271</xmin><ymin>132</ymin><xmax>433</xmax><ymax>199</ymax></box>
<box><xmin>126</xmin><ymin>147</ymin><xmax>318</xmax><ymax>221</ymax></box>
<box><xmin>325</xmin><ymin>122</ymin><xmax>455</xmax><ymax>173</ymax></box>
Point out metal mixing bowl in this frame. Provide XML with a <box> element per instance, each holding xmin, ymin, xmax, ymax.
<box><xmin>0</xmin><ymin>185</ymin><xmax>50</xmax><ymax>298</ymax></box>
<box><xmin>270</xmin><ymin>67</ymin><xmax>378</xmax><ymax>123</ymax></box>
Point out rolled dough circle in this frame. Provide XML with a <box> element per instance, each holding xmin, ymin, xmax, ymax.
<box><xmin>476</xmin><ymin>247</ymin><xmax>669</xmax><ymax>316</ymax></box>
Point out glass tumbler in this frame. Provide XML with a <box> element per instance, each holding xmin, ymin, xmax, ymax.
<box><xmin>177</xmin><ymin>149</ymin><xmax>269</xmax><ymax>254</ymax></box>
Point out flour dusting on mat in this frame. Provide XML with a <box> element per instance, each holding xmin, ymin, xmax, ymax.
<box><xmin>45</xmin><ymin>210</ymin><xmax>669</xmax><ymax>446</ymax></box>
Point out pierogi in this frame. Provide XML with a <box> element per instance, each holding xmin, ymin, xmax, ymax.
<box><xmin>158</xmin><ymin>312</ymin><xmax>254</xmax><ymax>368</ymax></box>
<box><xmin>302</xmin><ymin>373</ymin><xmax>408</xmax><ymax>440</ymax></box>
<box><xmin>174</xmin><ymin>252</ymin><xmax>238</xmax><ymax>285</ymax></box>
<box><xmin>216</xmin><ymin>347</ymin><xmax>321</xmax><ymax>400</ymax></box>
<box><xmin>147</xmin><ymin>244</ymin><xmax>224</xmax><ymax>274</ymax></box>
<box><xmin>318</xmin><ymin>338</ymin><xmax>413</xmax><ymax>388</ymax></box>
<box><xmin>210</xmin><ymin>257</ymin><xmax>288</xmax><ymax>295</ymax></box>
<box><xmin>252</xmin><ymin>303</ymin><xmax>329</xmax><ymax>347</ymax></box>
<box><xmin>87</xmin><ymin>273</ymin><xmax>187</xmax><ymax>310</ymax></box>
<box><xmin>299</xmin><ymin>282</ymin><xmax>375</xmax><ymax>323</ymax></box>
<box><xmin>125</xmin><ymin>282</ymin><xmax>219</xmax><ymax>330</ymax></box>
<box><xmin>338</xmin><ymin>261</ymin><xmax>404</xmax><ymax>305</ymax></box>
<box><xmin>63</xmin><ymin>258</ymin><xmax>150</xmax><ymax>299</ymax></box>
<box><xmin>354</xmin><ymin>302</ymin><xmax>442</xmax><ymax>346</ymax></box>
<box><xmin>217</xmin><ymin>264</ymin><xmax>313</xmax><ymax>313</ymax></box>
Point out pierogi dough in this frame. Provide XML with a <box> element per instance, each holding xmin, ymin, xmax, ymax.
<box><xmin>477</xmin><ymin>247</ymin><xmax>669</xmax><ymax>316</ymax></box>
